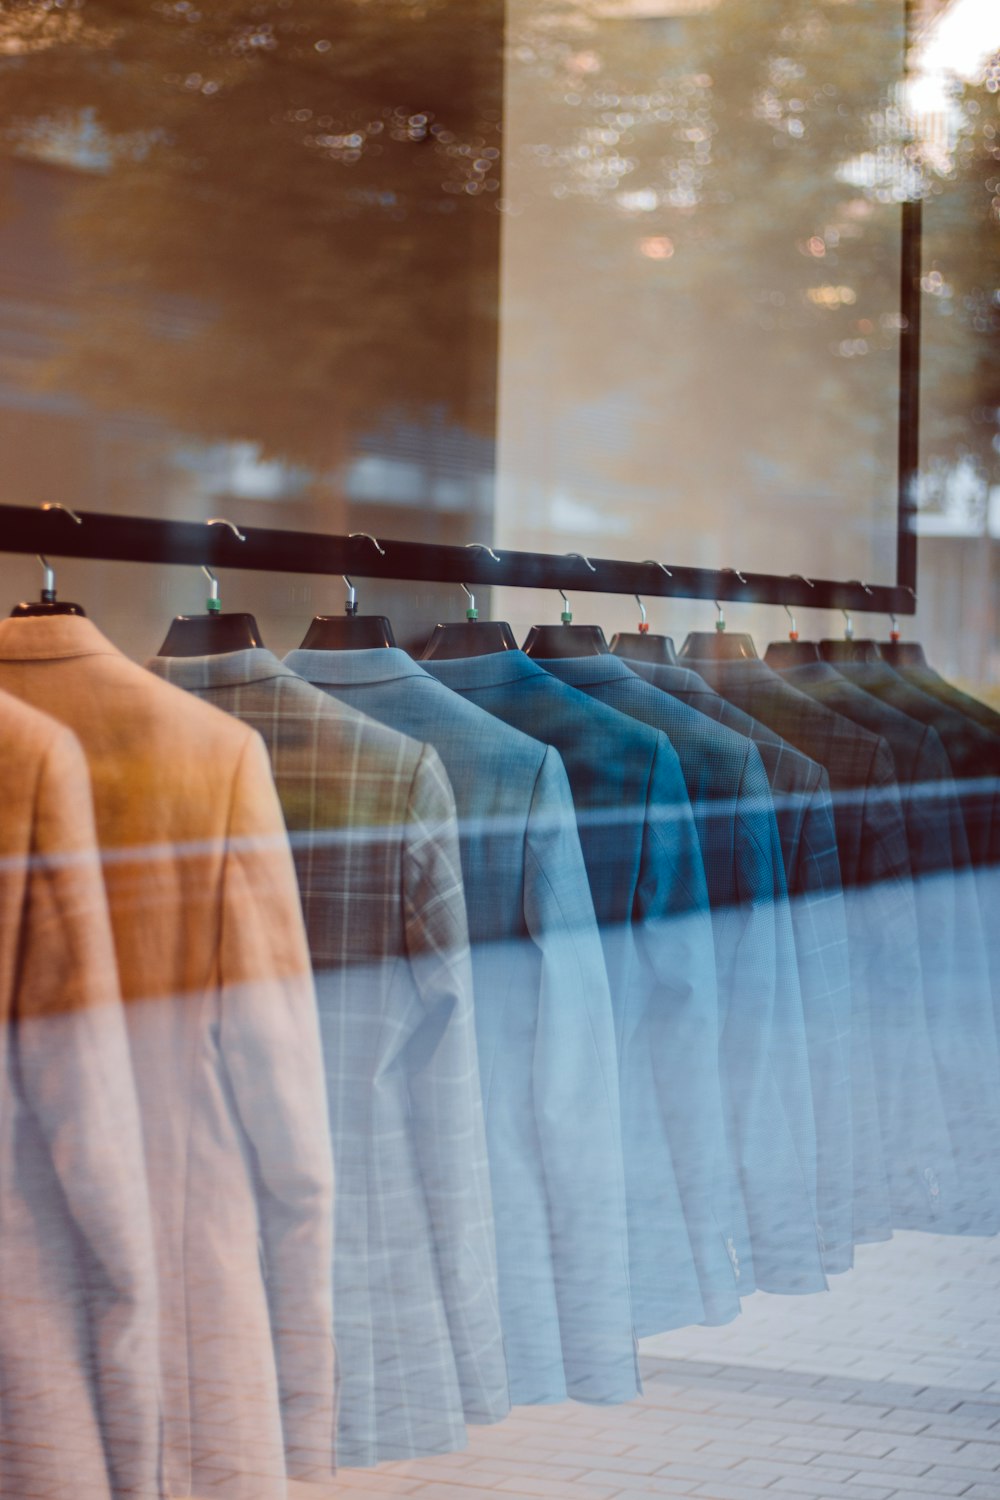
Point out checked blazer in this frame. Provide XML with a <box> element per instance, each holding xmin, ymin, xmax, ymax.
<box><xmin>149</xmin><ymin>648</ymin><xmax>507</xmax><ymax>1466</ymax></box>
<box><xmin>283</xmin><ymin>646</ymin><xmax>636</xmax><ymax>1409</ymax></box>
<box><xmin>770</xmin><ymin>657</ymin><xmax>994</xmax><ymax>1234</ymax></box>
<box><xmin>0</xmin><ymin>615</ymin><xmax>336</xmax><ymax>1500</ymax></box>
<box><xmin>421</xmin><ymin>649</ymin><xmax>735</xmax><ymax>1338</ymax></box>
<box><xmin>537</xmin><ymin>653</ymin><xmax>833</xmax><ymax>1300</ymax></box>
<box><xmin>683</xmin><ymin>654</ymin><xmax>939</xmax><ymax>1243</ymax></box>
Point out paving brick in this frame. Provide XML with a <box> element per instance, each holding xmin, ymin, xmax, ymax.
<box><xmin>602</xmin><ymin>1484</ymin><xmax>695</xmax><ymax>1498</ymax></box>
<box><xmin>845</xmin><ymin>1467</ymin><xmax>971</xmax><ymax>1495</ymax></box>
<box><xmin>769</xmin><ymin>1480</ymin><xmax>897</xmax><ymax>1500</ymax></box>
<box><xmin>923</xmin><ymin>1465</ymin><xmax>1000</xmax><ymax>1490</ymax></box>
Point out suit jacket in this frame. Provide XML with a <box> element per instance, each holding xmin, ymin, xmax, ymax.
<box><xmin>536</xmin><ymin>653</ymin><xmax>831</xmax><ymax>1297</ymax></box>
<box><xmin>897</xmin><ymin>658</ymin><xmax>1000</xmax><ymax>737</ymax></box>
<box><xmin>827</xmin><ymin>657</ymin><xmax>1000</xmax><ymax>1157</ymax></box>
<box><xmin>622</xmin><ymin>655</ymin><xmax>855</xmax><ymax>1271</ymax></box>
<box><xmin>622</xmin><ymin>660</ymin><xmax>848</xmax><ymax>906</ymax></box>
<box><xmin>684</xmin><ymin>654</ymin><xmax>939</xmax><ymax>1242</ymax></box>
<box><xmin>0</xmin><ymin>616</ymin><xmax>335</xmax><ymax>1500</ymax></box>
<box><xmin>148</xmin><ymin>649</ymin><xmax>507</xmax><ymax>1465</ymax></box>
<box><xmin>418</xmin><ymin>648</ymin><xmax>736</xmax><ymax>1336</ymax></box>
<box><xmin>830</xmin><ymin>658</ymin><xmax>1000</xmax><ymax>867</ymax></box>
<box><xmin>282</xmin><ymin>646</ymin><xmax>636</xmax><ymax>1406</ymax></box>
<box><xmin>771</xmin><ymin>658</ymin><xmax>994</xmax><ymax>1233</ymax></box>
<box><xmin>0</xmin><ymin>690</ymin><xmax>160</xmax><ymax>1500</ymax></box>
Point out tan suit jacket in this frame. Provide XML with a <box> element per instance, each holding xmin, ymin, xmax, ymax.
<box><xmin>0</xmin><ymin>687</ymin><xmax>160</xmax><ymax>1499</ymax></box>
<box><xmin>0</xmin><ymin>617</ymin><xmax>335</xmax><ymax>1500</ymax></box>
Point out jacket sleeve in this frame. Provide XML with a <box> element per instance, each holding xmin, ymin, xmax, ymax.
<box><xmin>853</xmin><ymin>745</ymin><xmax>957</xmax><ymax>1229</ymax></box>
<box><xmin>218</xmin><ymin>730</ymin><xmax>336</xmax><ymax>1481</ymax></box>
<box><xmin>521</xmin><ymin>747</ymin><xmax>636</xmax><ymax>1403</ymax></box>
<box><xmin>401</xmin><ymin>743</ymin><xmax>510</xmax><ymax>1424</ymax></box>
<box><xmin>634</xmin><ymin>737</ymin><xmax>731</xmax><ymax>1302</ymax></box>
<box><xmin>726</xmin><ymin>743</ymin><xmax>827</xmax><ymax>1292</ymax></box>
<box><xmin>15</xmin><ymin>724</ymin><xmax>162</xmax><ymax>1498</ymax></box>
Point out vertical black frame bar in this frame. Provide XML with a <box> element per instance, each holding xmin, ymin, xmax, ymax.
<box><xmin>896</xmin><ymin>0</ymin><xmax>921</xmax><ymax>598</ymax></box>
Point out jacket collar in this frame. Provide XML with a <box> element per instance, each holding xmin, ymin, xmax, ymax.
<box><xmin>776</xmin><ymin>660</ymin><xmax>842</xmax><ymax>686</ymax></box>
<box><xmin>832</xmin><ymin>659</ymin><xmax>899</xmax><ymax>686</ymax></box>
<box><xmin>684</xmin><ymin>655</ymin><xmax>780</xmax><ymax>685</ymax></box>
<box><xmin>420</xmin><ymin>649</ymin><xmax>551</xmax><ymax>690</ymax></box>
<box><xmin>146</xmin><ymin>647</ymin><xmax>296</xmax><ymax>691</ymax></box>
<box><xmin>538</xmin><ymin>654</ymin><xmax>638</xmax><ymax>688</ymax></box>
<box><xmin>283</xmin><ymin>646</ymin><xmax>435</xmax><ymax>688</ymax></box>
<box><xmin>625</xmin><ymin>658</ymin><xmax>718</xmax><ymax>694</ymax></box>
<box><xmin>0</xmin><ymin>613</ymin><xmax>122</xmax><ymax>662</ymax></box>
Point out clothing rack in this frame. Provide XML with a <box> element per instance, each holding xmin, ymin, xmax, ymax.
<box><xmin>0</xmin><ymin>502</ymin><xmax>916</xmax><ymax>615</ymax></box>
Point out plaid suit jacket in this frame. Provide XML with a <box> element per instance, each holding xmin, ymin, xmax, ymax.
<box><xmin>420</xmin><ymin>649</ymin><xmax>736</xmax><ymax>1337</ymax></box>
<box><xmin>623</xmin><ymin>656</ymin><xmax>855</xmax><ymax>1271</ymax></box>
<box><xmin>683</xmin><ymin>654</ymin><xmax>947</xmax><ymax>1243</ymax></box>
<box><xmin>149</xmin><ymin>648</ymin><xmax>507</xmax><ymax>1465</ymax></box>
<box><xmin>536</xmin><ymin>653</ymin><xmax>835</xmax><ymax>1297</ymax></box>
<box><xmin>772</xmin><ymin>658</ymin><xmax>998</xmax><ymax>1234</ymax></box>
<box><xmin>282</xmin><ymin>647</ymin><xmax>636</xmax><ymax>1407</ymax></box>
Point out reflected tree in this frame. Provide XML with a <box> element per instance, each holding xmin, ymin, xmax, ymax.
<box><xmin>0</xmin><ymin>0</ymin><xmax>995</xmax><ymax>504</ymax></box>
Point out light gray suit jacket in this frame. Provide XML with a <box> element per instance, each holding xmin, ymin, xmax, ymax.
<box><xmin>149</xmin><ymin>648</ymin><xmax>507</xmax><ymax>1466</ymax></box>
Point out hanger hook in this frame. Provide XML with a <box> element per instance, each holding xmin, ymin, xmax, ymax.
<box><xmin>783</xmin><ymin>602</ymin><xmax>799</xmax><ymax>640</ymax></box>
<box><xmin>464</xmin><ymin>542</ymin><xmax>501</xmax><ymax>562</ymax></box>
<box><xmin>349</xmin><ymin>531</ymin><xmax>386</xmax><ymax>557</ymax></box>
<box><xmin>200</xmin><ymin>563</ymin><xmax>221</xmax><ymax>612</ymax></box>
<box><xmin>789</xmin><ymin>573</ymin><xmax>814</xmax><ymax>589</ymax></box>
<box><xmin>714</xmin><ymin>599</ymin><xmax>726</xmax><ymax>633</ymax></box>
<box><xmin>342</xmin><ymin>574</ymin><xmax>358</xmax><ymax>616</ymax></box>
<box><xmin>643</xmin><ymin>559</ymin><xmax>673</xmax><ymax>578</ymax></box>
<box><xmin>558</xmin><ymin>587</ymin><xmax>572</xmax><ymax>624</ymax></box>
<box><xmin>635</xmin><ymin>593</ymin><xmax>648</xmax><ymax>632</ymax></box>
<box><xmin>35</xmin><ymin>554</ymin><xmax>56</xmax><ymax>601</ymax></box>
<box><xmin>202</xmin><ymin>520</ymin><xmax>244</xmax><ymax>610</ymax></box>
<box><xmin>461</xmin><ymin>582</ymin><xmax>478</xmax><ymax>620</ymax></box>
<box><xmin>206</xmin><ymin>516</ymin><xmax>247</xmax><ymax>542</ymax></box>
<box><xmin>888</xmin><ymin>610</ymin><xmax>900</xmax><ymax>643</ymax></box>
<box><xmin>843</xmin><ymin>580</ymin><xmax>872</xmax><ymax>639</ymax></box>
<box><xmin>565</xmin><ymin>551</ymin><xmax>596</xmax><ymax>572</ymax></box>
<box><xmin>721</xmin><ymin>566</ymin><xmax>748</xmax><ymax>585</ymax></box>
<box><xmin>40</xmin><ymin>502</ymin><xmax>83</xmax><ymax>525</ymax></box>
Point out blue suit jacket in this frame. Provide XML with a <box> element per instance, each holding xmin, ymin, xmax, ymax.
<box><xmin>772</xmin><ymin>657</ymin><xmax>999</xmax><ymax>1233</ymax></box>
<box><xmin>536</xmin><ymin>653</ymin><xmax>833</xmax><ymax>1295</ymax></box>
<box><xmin>422</xmin><ymin>648</ymin><xmax>737</xmax><ymax>1334</ymax></box>
<box><xmin>283</xmin><ymin>647</ymin><xmax>635</xmax><ymax>1406</ymax></box>
<box><xmin>622</xmin><ymin>655</ymin><xmax>855</xmax><ymax>1268</ymax></box>
<box><xmin>684</xmin><ymin>655</ymin><xmax>953</xmax><ymax>1242</ymax></box>
<box><xmin>831</xmin><ymin>658</ymin><xmax>1000</xmax><ymax>868</ymax></box>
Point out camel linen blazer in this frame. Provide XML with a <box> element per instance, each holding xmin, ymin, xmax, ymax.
<box><xmin>0</xmin><ymin>616</ymin><xmax>335</xmax><ymax>1500</ymax></box>
<box><xmin>0</xmin><ymin>688</ymin><xmax>160</xmax><ymax>1500</ymax></box>
<box><xmin>147</xmin><ymin>647</ymin><xmax>507</xmax><ymax>1468</ymax></box>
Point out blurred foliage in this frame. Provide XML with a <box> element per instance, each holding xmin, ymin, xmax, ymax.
<box><xmin>0</xmin><ymin>0</ymin><xmax>995</xmax><ymax>494</ymax></box>
<box><xmin>0</xmin><ymin>0</ymin><xmax>505</xmax><ymax>467</ymax></box>
<box><xmin>919</xmin><ymin>65</ymin><xmax>1000</xmax><ymax>489</ymax></box>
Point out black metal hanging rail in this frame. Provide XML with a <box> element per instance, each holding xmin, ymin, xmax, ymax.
<box><xmin>0</xmin><ymin>503</ymin><xmax>915</xmax><ymax>615</ymax></box>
